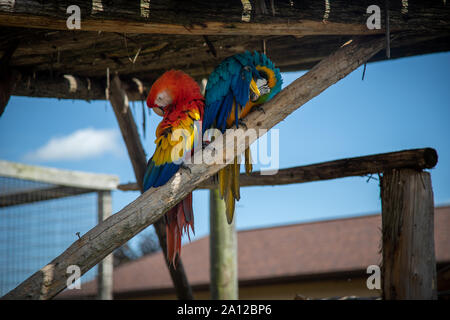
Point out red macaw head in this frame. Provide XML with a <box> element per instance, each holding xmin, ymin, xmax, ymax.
<box><xmin>146</xmin><ymin>70</ymin><xmax>202</xmax><ymax>117</ymax></box>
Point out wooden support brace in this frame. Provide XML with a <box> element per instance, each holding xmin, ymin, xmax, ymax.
<box><xmin>118</xmin><ymin>148</ymin><xmax>438</xmax><ymax>191</ymax></box>
<box><xmin>381</xmin><ymin>169</ymin><xmax>437</xmax><ymax>300</ymax></box>
<box><xmin>1</xmin><ymin>35</ymin><xmax>385</xmax><ymax>300</ymax></box>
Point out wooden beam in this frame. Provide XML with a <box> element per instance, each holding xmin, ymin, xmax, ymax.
<box><xmin>0</xmin><ymin>1</ymin><xmax>448</xmax><ymax>37</ymax></box>
<box><xmin>117</xmin><ymin>148</ymin><xmax>438</xmax><ymax>191</ymax></box>
<box><xmin>209</xmin><ymin>189</ymin><xmax>238</xmax><ymax>300</ymax></box>
<box><xmin>1</xmin><ymin>35</ymin><xmax>385</xmax><ymax>300</ymax></box>
<box><xmin>0</xmin><ymin>41</ymin><xmax>20</xmax><ymax>116</ymax></box>
<box><xmin>108</xmin><ymin>74</ymin><xmax>194</xmax><ymax>300</ymax></box>
<box><xmin>0</xmin><ymin>13</ymin><xmax>381</xmax><ymax>37</ymax></box>
<box><xmin>0</xmin><ymin>0</ymin><xmax>385</xmax><ymax>36</ymax></box>
<box><xmin>381</xmin><ymin>169</ymin><xmax>437</xmax><ymax>299</ymax></box>
<box><xmin>0</xmin><ymin>69</ymin><xmax>20</xmax><ymax>116</ymax></box>
<box><xmin>108</xmin><ymin>75</ymin><xmax>147</xmax><ymax>183</ymax></box>
<box><xmin>0</xmin><ymin>160</ymin><xmax>119</xmax><ymax>190</ymax></box>
<box><xmin>11</xmin><ymin>73</ymin><xmax>150</xmax><ymax>102</ymax></box>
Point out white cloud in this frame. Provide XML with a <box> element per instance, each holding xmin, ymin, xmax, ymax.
<box><xmin>25</xmin><ymin>128</ymin><xmax>122</xmax><ymax>162</ymax></box>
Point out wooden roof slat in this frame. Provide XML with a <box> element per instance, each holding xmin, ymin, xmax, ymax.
<box><xmin>0</xmin><ymin>1</ymin><xmax>448</xmax><ymax>36</ymax></box>
<box><xmin>6</xmin><ymin>31</ymin><xmax>450</xmax><ymax>101</ymax></box>
<box><xmin>0</xmin><ymin>1</ymin><xmax>449</xmax><ymax>101</ymax></box>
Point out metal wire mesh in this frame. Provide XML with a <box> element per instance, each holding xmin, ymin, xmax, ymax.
<box><xmin>0</xmin><ymin>176</ymin><xmax>98</xmax><ymax>296</ymax></box>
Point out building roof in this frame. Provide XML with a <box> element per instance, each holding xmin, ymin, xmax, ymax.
<box><xmin>59</xmin><ymin>206</ymin><xmax>450</xmax><ymax>298</ymax></box>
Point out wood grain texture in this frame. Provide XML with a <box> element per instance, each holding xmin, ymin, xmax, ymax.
<box><xmin>0</xmin><ymin>13</ymin><xmax>381</xmax><ymax>36</ymax></box>
<box><xmin>381</xmin><ymin>169</ymin><xmax>437</xmax><ymax>300</ymax></box>
<box><xmin>0</xmin><ymin>0</ymin><xmax>448</xmax><ymax>35</ymax></box>
<box><xmin>1</xmin><ymin>35</ymin><xmax>385</xmax><ymax>300</ymax></box>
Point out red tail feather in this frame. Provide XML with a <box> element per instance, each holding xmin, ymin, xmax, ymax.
<box><xmin>165</xmin><ymin>193</ymin><xmax>195</xmax><ymax>266</ymax></box>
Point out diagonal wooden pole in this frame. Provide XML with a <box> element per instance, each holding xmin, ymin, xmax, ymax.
<box><xmin>1</xmin><ymin>35</ymin><xmax>385</xmax><ymax>300</ymax></box>
<box><xmin>108</xmin><ymin>74</ymin><xmax>194</xmax><ymax>300</ymax></box>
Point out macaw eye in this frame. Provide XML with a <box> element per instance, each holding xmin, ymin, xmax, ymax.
<box><xmin>155</xmin><ymin>90</ymin><xmax>173</xmax><ymax>108</ymax></box>
<box><xmin>258</xmin><ymin>70</ymin><xmax>269</xmax><ymax>80</ymax></box>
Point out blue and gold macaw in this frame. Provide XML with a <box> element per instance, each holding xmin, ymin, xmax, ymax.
<box><xmin>203</xmin><ymin>51</ymin><xmax>282</xmax><ymax>223</ymax></box>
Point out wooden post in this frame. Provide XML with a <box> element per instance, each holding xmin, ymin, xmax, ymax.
<box><xmin>209</xmin><ymin>189</ymin><xmax>238</xmax><ymax>300</ymax></box>
<box><xmin>381</xmin><ymin>169</ymin><xmax>437</xmax><ymax>300</ymax></box>
<box><xmin>97</xmin><ymin>191</ymin><xmax>113</xmax><ymax>300</ymax></box>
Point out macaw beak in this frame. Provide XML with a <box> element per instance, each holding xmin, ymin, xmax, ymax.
<box><xmin>249</xmin><ymin>78</ymin><xmax>261</xmax><ymax>101</ymax></box>
<box><xmin>152</xmin><ymin>106</ymin><xmax>165</xmax><ymax>117</ymax></box>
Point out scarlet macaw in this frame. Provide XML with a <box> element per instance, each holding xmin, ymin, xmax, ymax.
<box><xmin>203</xmin><ymin>51</ymin><xmax>282</xmax><ymax>223</ymax></box>
<box><xmin>144</xmin><ymin>70</ymin><xmax>204</xmax><ymax>264</ymax></box>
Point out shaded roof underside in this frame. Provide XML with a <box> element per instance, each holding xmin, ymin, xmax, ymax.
<box><xmin>0</xmin><ymin>0</ymin><xmax>449</xmax><ymax>101</ymax></box>
<box><xmin>5</xmin><ymin>30</ymin><xmax>450</xmax><ymax>101</ymax></box>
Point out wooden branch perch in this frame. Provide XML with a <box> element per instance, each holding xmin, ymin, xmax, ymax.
<box><xmin>1</xmin><ymin>35</ymin><xmax>385</xmax><ymax>300</ymax></box>
<box><xmin>109</xmin><ymin>74</ymin><xmax>193</xmax><ymax>300</ymax></box>
<box><xmin>118</xmin><ymin>148</ymin><xmax>438</xmax><ymax>191</ymax></box>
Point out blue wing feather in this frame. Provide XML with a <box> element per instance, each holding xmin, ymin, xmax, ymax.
<box><xmin>143</xmin><ymin>159</ymin><xmax>180</xmax><ymax>191</ymax></box>
<box><xmin>204</xmin><ymin>51</ymin><xmax>282</xmax><ymax>134</ymax></box>
<box><xmin>204</xmin><ymin>52</ymin><xmax>255</xmax><ymax>133</ymax></box>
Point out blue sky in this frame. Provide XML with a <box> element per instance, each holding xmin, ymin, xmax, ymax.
<box><xmin>1</xmin><ymin>51</ymin><xmax>449</xmax><ymax>248</ymax></box>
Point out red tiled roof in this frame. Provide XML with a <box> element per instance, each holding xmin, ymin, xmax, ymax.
<box><xmin>59</xmin><ymin>206</ymin><xmax>450</xmax><ymax>298</ymax></box>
